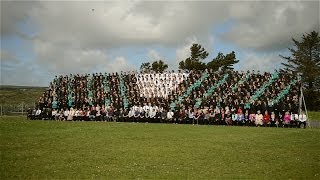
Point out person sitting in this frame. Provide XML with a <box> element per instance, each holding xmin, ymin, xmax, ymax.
<box><xmin>67</xmin><ymin>108</ymin><xmax>74</xmax><ymax>121</ymax></box>
<box><xmin>291</xmin><ymin>112</ymin><xmax>299</xmax><ymax>128</ymax></box>
<box><xmin>270</xmin><ymin>111</ymin><xmax>277</xmax><ymax>127</ymax></box>
<box><xmin>225</xmin><ymin>112</ymin><xmax>232</xmax><ymax>126</ymax></box>
<box><xmin>52</xmin><ymin>109</ymin><xmax>58</xmax><ymax>120</ymax></box>
<box><xmin>283</xmin><ymin>111</ymin><xmax>291</xmax><ymax>128</ymax></box>
<box><xmin>167</xmin><ymin>109</ymin><xmax>174</xmax><ymax>124</ymax></box>
<box><xmin>263</xmin><ymin>111</ymin><xmax>271</xmax><ymax>127</ymax></box>
<box><xmin>298</xmin><ymin>111</ymin><xmax>307</xmax><ymax>128</ymax></box>
<box><xmin>63</xmin><ymin>108</ymin><xmax>69</xmax><ymax>121</ymax></box>
<box><xmin>244</xmin><ymin>110</ymin><xmax>250</xmax><ymax>126</ymax></box>
<box><xmin>35</xmin><ymin>108</ymin><xmax>42</xmax><ymax>120</ymax></box>
<box><xmin>255</xmin><ymin>110</ymin><xmax>263</xmax><ymax>127</ymax></box>
<box><xmin>237</xmin><ymin>112</ymin><xmax>245</xmax><ymax>126</ymax></box>
<box><xmin>232</xmin><ymin>111</ymin><xmax>238</xmax><ymax>126</ymax></box>
<box><xmin>89</xmin><ymin>107</ymin><xmax>97</xmax><ymax>121</ymax></box>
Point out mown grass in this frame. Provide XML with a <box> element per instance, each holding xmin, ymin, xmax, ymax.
<box><xmin>309</xmin><ymin>111</ymin><xmax>320</xmax><ymax>122</ymax></box>
<box><xmin>1</xmin><ymin>116</ymin><xmax>319</xmax><ymax>179</ymax></box>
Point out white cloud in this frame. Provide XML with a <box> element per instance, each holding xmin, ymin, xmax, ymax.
<box><xmin>147</xmin><ymin>49</ymin><xmax>162</xmax><ymax>61</ymax></box>
<box><xmin>176</xmin><ymin>36</ymin><xmax>198</xmax><ymax>62</ymax></box>
<box><xmin>224</xmin><ymin>1</ymin><xmax>319</xmax><ymax>51</ymax></box>
<box><xmin>1</xmin><ymin>1</ymin><xmax>318</xmax><ymax>86</ymax></box>
<box><xmin>238</xmin><ymin>52</ymin><xmax>283</xmax><ymax>72</ymax></box>
<box><xmin>106</xmin><ymin>56</ymin><xmax>135</xmax><ymax>73</ymax></box>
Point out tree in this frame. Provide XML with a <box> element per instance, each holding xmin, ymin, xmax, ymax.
<box><xmin>280</xmin><ymin>31</ymin><xmax>320</xmax><ymax>88</ymax></box>
<box><xmin>140</xmin><ymin>62</ymin><xmax>151</xmax><ymax>73</ymax></box>
<box><xmin>207</xmin><ymin>51</ymin><xmax>239</xmax><ymax>71</ymax></box>
<box><xmin>179</xmin><ymin>43</ymin><xmax>209</xmax><ymax>71</ymax></box>
<box><xmin>151</xmin><ymin>60</ymin><xmax>168</xmax><ymax>73</ymax></box>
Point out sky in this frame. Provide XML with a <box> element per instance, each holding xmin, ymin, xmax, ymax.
<box><xmin>1</xmin><ymin>0</ymin><xmax>319</xmax><ymax>87</ymax></box>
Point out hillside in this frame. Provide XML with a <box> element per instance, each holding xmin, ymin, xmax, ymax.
<box><xmin>0</xmin><ymin>85</ymin><xmax>47</xmax><ymax>106</ymax></box>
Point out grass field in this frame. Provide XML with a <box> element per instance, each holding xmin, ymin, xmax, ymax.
<box><xmin>1</xmin><ymin>116</ymin><xmax>319</xmax><ymax>179</ymax></box>
<box><xmin>309</xmin><ymin>111</ymin><xmax>320</xmax><ymax>122</ymax></box>
<box><xmin>0</xmin><ymin>85</ymin><xmax>47</xmax><ymax>105</ymax></box>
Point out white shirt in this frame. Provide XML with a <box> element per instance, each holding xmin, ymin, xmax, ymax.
<box><xmin>298</xmin><ymin>114</ymin><xmax>307</xmax><ymax>122</ymax></box>
<box><xmin>167</xmin><ymin>111</ymin><xmax>174</xmax><ymax>119</ymax></box>
<box><xmin>35</xmin><ymin>109</ymin><xmax>41</xmax><ymax>115</ymax></box>
<box><xmin>64</xmin><ymin>110</ymin><xmax>70</xmax><ymax>117</ymax></box>
<box><xmin>52</xmin><ymin>110</ymin><xmax>57</xmax><ymax>116</ymax></box>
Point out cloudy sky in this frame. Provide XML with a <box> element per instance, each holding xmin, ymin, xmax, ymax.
<box><xmin>1</xmin><ymin>0</ymin><xmax>319</xmax><ymax>86</ymax></box>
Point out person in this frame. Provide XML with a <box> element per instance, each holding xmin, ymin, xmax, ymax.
<box><xmin>89</xmin><ymin>107</ymin><xmax>97</xmax><ymax>121</ymax></box>
<box><xmin>232</xmin><ymin>111</ymin><xmax>238</xmax><ymax>126</ymax></box>
<box><xmin>63</xmin><ymin>108</ymin><xmax>69</xmax><ymax>121</ymax></box>
<box><xmin>270</xmin><ymin>111</ymin><xmax>276</xmax><ymax>127</ymax></box>
<box><xmin>67</xmin><ymin>108</ymin><xmax>74</xmax><ymax>121</ymax></box>
<box><xmin>161</xmin><ymin>109</ymin><xmax>167</xmax><ymax>123</ymax></box>
<box><xmin>96</xmin><ymin>108</ymin><xmax>101</xmax><ymax>121</ymax></box>
<box><xmin>187</xmin><ymin>108</ymin><xmax>194</xmax><ymax>124</ymax></box>
<box><xmin>283</xmin><ymin>111</ymin><xmax>291</xmax><ymax>128</ymax></box>
<box><xmin>225</xmin><ymin>112</ymin><xmax>232</xmax><ymax>126</ymax></box>
<box><xmin>128</xmin><ymin>107</ymin><xmax>134</xmax><ymax>122</ymax></box>
<box><xmin>35</xmin><ymin>108</ymin><xmax>42</xmax><ymax>120</ymax></box>
<box><xmin>167</xmin><ymin>109</ymin><xmax>174</xmax><ymax>123</ymax></box>
<box><xmin>31</xmin><ymin>108</ymin><xmax>37</xmax><ymax>120</ymax></box>
<box><xmin>263</xmin><ymin>111</ymin><xmax>271</xmax><ymax>127</ymax></box>
<box><xmin>291</xmin><ymin>112</ymin><xmax>299</xmax><ymax>128</ymax></box>
<box><xmin>298</xmin><ymin>111</ymin><xmax>307</xmax><ymax>128</ymax></box>
<box><xmin>193</xmin><ymin>110</ymin><xmax>200</xmax><ymax>125</ymax></box>
<box><xmin>237</xmin><ymin>111</ymin><xmax>245</xmax><ymax>126</ymax></box>
<box><xmin>255</xmin><ymin>110</ymin><xmax>263</xmax><ymax>127</ymax></box>
<box><xmin>244</xmin><ymin>110</ymin><xmax>250</xmax><ymax>126</ymax></box>
<box><xmin>134</xmin><ymin>107</ymin><xmax>141</xmax><ymax>123</ymax></box>
<box><xmin>52</xmin><ymin>109</ymin><xmax>58</xmax><ymax>120</ymax></box>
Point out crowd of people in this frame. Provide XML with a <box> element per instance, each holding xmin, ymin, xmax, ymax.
<box><xmin>28</xmin><ymin>69</ymin><xmax>307</xmax><ymax>128</ymax></box>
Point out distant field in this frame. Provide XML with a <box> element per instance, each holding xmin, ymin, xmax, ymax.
<box><xmin>1</xmin><ymin>116</ymin><xmax>319</xmax><ymax>179</ymax></box>
<box><xmin>0</xmin><ymin>85</ymin><xmax>47</xmax><ymax>106</ymax></box>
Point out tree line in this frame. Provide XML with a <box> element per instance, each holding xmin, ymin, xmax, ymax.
<box><xmin>140</xmin><ymin>44</ymin><xmax>239</xmax><ymax>73</ymax></box>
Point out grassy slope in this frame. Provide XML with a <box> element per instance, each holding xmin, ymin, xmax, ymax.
<box><xmin>0</xmin><ymin>86</ymin><xmax>46</xmax><ymax>106</ymax></box>
<box><xmin>1</xmin><ymin>117</ymin><xmax>319</xmax><ymax>179</ymax></box>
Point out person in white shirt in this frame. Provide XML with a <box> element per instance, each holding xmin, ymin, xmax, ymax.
<box><xmin>142</xmin><ymin>103</ymin><xmax>149</xmax><ymax>113</ymax></box>
<box><xmin>35</xmin><ymin>108</ymin><xmax>42</xmax><ymax>120</ymax></box>
<box><xmin>67</xmin><ymin>108</ymin><xmax>74</xmax><ymax>121</ymax></box>
<box><xmin>74</xmin><ymin>109</ymin><xmax>80</xmax><ymax>121</ymax></box>
<box><xmin>255</xmin><ymin>110</ymin><xmax>263</xmax><ymax>126</ymax></box>
<box><xmin>128</xmin><ymin>107</ymin><xmax>134</xmax><ymax>122</ymax></box>
<box><xmin>167</xmin><ymin>110</ymin><xmax>174</xmax><ymax>123</ymax></box>
<box><xmin>52</xmin><ymin>109</ymin><xmax>57</xmax><ymax>120</ymax></box>
<box><xmin>298</xmin><ymin>111</ymin><xmax>307</xmax><ymax>128</ymax></box>
<box><xmin>64</xmin><ymin>109</ymin><xmax>70</xmax><ymax>121</ymax></box>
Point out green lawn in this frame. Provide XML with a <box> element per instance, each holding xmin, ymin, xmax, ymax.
<box><xmin>1</xmin><ymin>117</ymin><xmax>320</xmax><ymax>179</ymax></box>
<box><xmin>309</xmin><ymin>111</ymin><xmax>320</xmax><ymax>122</ymax></box>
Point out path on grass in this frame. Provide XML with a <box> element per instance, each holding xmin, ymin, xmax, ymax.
<box><xmin>310</xmin><ymin>121</ymin><xmax>320</xmax><ymax>128</ymax></box>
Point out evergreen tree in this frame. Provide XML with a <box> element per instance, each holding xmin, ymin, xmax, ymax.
<box><xmin>140</xmin><ymin>62</ymin><xmax>151</xmax><ymax>73</ymax></box>
<box><xmin>207</xmin><ymin>51</ymin><xmax>239</xmax><ymax>71</ymax></box>
<box><xmin>151</xmin><ymin>60</ymin><xmax>168</xmax><ymax>73</ymax></box>
<box><xmin>280</xmin><ymin>31</ymin><xmax>320</xmax><ymax>88</ymax></box>
<box><xmin>179</xmin><ymin>43</ymin><xmax>208</xmax><ymax>71</ymax></box>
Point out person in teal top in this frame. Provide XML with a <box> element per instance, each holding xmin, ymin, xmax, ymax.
<box><xmin>52</xmin><ymin>98</ymin><xmax>58</xmax><ymax>109</ymax></box>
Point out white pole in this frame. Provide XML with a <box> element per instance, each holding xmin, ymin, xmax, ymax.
<box><xmin>302</xmin><ymin>91</ymin><xmax>310</xmax><ymax>128</ymax></box>
<box><xmin>22</xmin><ymin>103</ymin><xmax>24</xmax><ymax>116</ymax></box>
